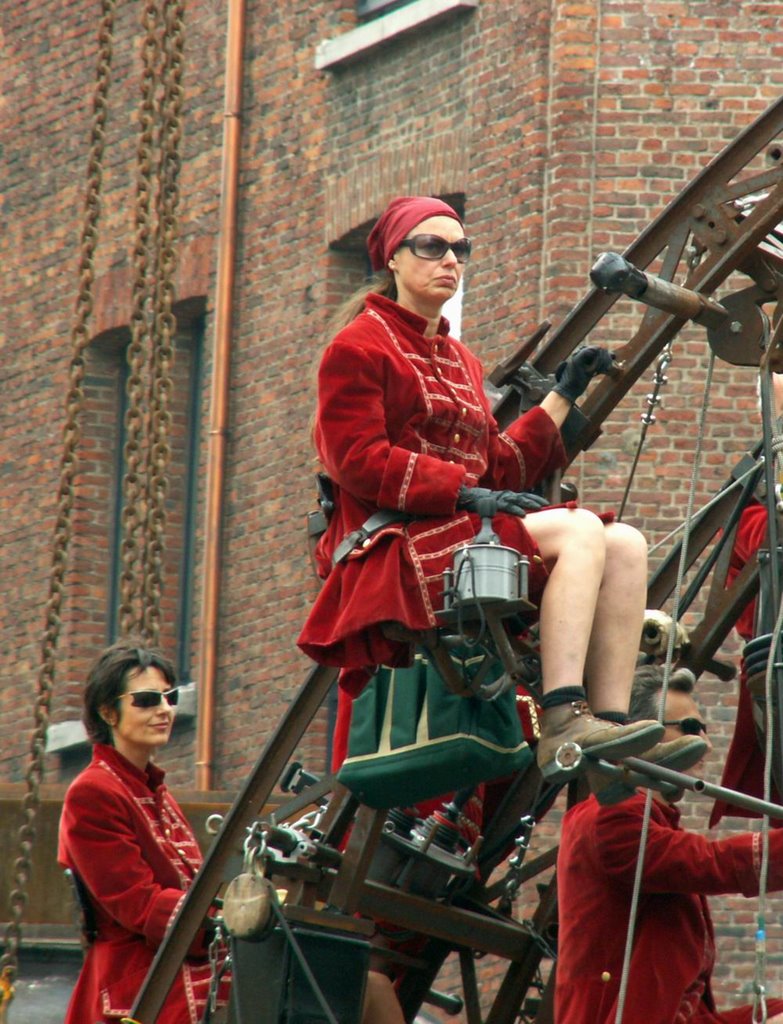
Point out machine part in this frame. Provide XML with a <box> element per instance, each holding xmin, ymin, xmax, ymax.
<box><xmin>590</xmin><ymin>250</ymin><xmax>729</xmax><ymax>328</ymax></box>
<box><xmin>221</xmin><ymin>873</ymin><xmax>276</xmax><ymax>941</ymax></box>
<box><xmin>130</xmin><ymin>92</ymin><xmax>783</xmax><ymax>1024</ymax></box>
<box><xmin>451</xmin><ymin>544</ymin><xmax>528</xmax><ymax>604</ymax></box>
<box><xmin>640</xmin><ymin>609</ymin><xmax>690</xmax><ymax>659</ymax></box>
<box><xmin>553</xmin><ymin>741</ymin><xmax>582</xmax><ymax>772</ymax></box>
<box><xmin>228</xmin><ymin>922</ymin><xmax>368</xmax><ymax>1024</ymax></box>
<box><xmin>707</xmin><ymin>288</ymin><xmax>770</xmax><ymax>366</ymax></box>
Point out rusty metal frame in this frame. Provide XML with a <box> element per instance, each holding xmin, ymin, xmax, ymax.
<box><xmin>129</xmin><ymin>95</ymin><xmax>783</xmax><ymax>1024</ymax></box>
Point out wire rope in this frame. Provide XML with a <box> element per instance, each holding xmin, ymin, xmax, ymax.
<box><xmin>751</xmin><ymin>351</ymin><xmax>783</xmax><ymax>1024</ymax></box>
<box><xmin>614</xmin><ymin>351</ymin><xmax>716</xmax><ymax>1024</ymax></box>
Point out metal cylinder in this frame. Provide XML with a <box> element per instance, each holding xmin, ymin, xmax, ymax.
<box><xmin>453</xmin><ymin>543</ymin><xmax>521</xmax><ymax>602</ymax></box>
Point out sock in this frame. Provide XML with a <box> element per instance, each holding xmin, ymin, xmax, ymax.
<box><xmin>594</xmin><ymin>710</ymin><xmax>628</xmax><ymax>725</ymax></box>
<box><xmin>540</xmin><ymin>685</ymin><xmax>587</xmax><ymax>710</ymax></box>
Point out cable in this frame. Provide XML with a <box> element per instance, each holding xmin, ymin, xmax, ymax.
<box><xmin>614</xmin><ymin>351</ymin><xmax>716</xmax><ymax>1024</ymax></box>
<box><xmin>751</xmin><ymin>355</ymin><xmax>783</xmax><ymax>1024</ymax></box>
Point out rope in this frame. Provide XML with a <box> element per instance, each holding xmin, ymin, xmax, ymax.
<box><xmin>0</xmin><ymin>0</ymin><xmax>117</xmax><ymax>990</ymax></box>
<box><xmin>267</xmin><ymin>896</ymin><xmax>340</xmax><ymax>1024</ymax></box>
<box><xmin>614</xmin><ymin>350</ymin><xmax>716</xmax><ymax>1024</ymax></box>
<box><xmin>751</xmin><ymin>358</ymin><xmax>783</xmax><ymax>1024</ymax></box>
<box><xmin>647</xmin><ymin>460</ymin><xmax>763</xmax><ymax>557</ymax></box>
<box><xmin>617</xmin><ymin>345</ymin><xmax>673</xmax><ymax>522</ymax></box>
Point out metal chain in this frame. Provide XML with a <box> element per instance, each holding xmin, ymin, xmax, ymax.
<box><xmin>617</xmin><ymin>344</ymin><xmax>673</xmax><ymax>521</ymax></box>
<box><xmin>0</xmin><ymin>0</ymin><xmax>117</xmax><ymax>991</ymax></box>
<box><xmin>519</xmin><ymin>917</ymin><xmax>557</xmax><ymax>963</ymax></box>
<box><xmin>201</xmin><ymin>922</ymin><xmax>229</xmax><ymax>1023</ymax></box>
<box><xmin>143</xmin><ymin>0</ymin><xmax>185</xmax><ymax>644</ymax></box>
<box><xmin>120</xmin><ymin>0</ymin><xmax>160</xmax><ymax>637</ymax></box>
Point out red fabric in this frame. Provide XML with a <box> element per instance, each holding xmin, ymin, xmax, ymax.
<box><xmin>58</xmin><ymin>744</ymin><xmax>230</xmax><ymax>1023</ymax></box>
<box><xmin>366</xmin><ymin>196</ymin><xmax>463</xmax><ymax>271</ymax></box>
<box><xmin>556</xmin><ymin>792</ymin><xmax>783</xmax><ymax>1024</ymax></box>
<box><xmin>297</xmin><ymin>293</ymin><xmax>567</xmax><ymax>669</ymax></box>
<box><xmin>710</xmin><ymin>501</ymin><xmax>782</xmax><ymax>826</ymax></box>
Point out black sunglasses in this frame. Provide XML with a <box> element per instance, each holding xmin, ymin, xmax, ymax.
<box><xmin>397</xmin><ymin>234</ymin><xmax>472</xmax><ymax>264</ymax></box>
<box><xmin>119</xmin><ymin>688</ymin><xmax>179</xmax><ymax>709</ymax></box>
<box><xmin>663</xmin><ymin>716</ymin><xmax>707</xmax><ymax>736</ymax></box>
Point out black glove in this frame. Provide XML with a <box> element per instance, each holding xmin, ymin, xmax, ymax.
<box><xmin>456</xmin><ymin>486</ymin><xmax>549</xmax><ymax>518</ymax></box>
<box><xmin>552</xmin><ymin>345</ymin><xmax>615</xmax><ymax>404</ymax></box>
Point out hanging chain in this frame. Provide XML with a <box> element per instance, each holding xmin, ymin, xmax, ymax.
<box><xmin>120</xmin><ymin>0</ymin><xmax>160</xmax><ymax>637</ymax></box>
<box><xmin>201</xmin><ymin>921</ymin><xmax>229</xmax><ymax>1023</ymax></box>
<box><xmin>120</xmin><ymin>0</ymin><xmax>184</xmax><ymax>642</ymax></box>
<box><xmin>143</xmin><ymin>0</ymin><xmax>185</xmax><ymax>644</ymax></box>
<box><xmin>0</xmin><ymin>0</ymin><xmax>117</xmax><ymax>992</ymax></box>
<box><xmin>497</xmin><ymin>815</ymin><xmax>535</xmax><ymax>914</ymax></box>
<box><xmin>617</xmin><ymin>344</ymin><xmax>673</xmax><ymax>521</ymax></box>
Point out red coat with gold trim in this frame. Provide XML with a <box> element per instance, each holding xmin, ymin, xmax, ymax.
<box><xmin>58</xmin><ymin>744</ymin><xmax>229</xmax><ymax>1023</ymax></box>
<box><xmin>556</xmin><ymin>792</ymin><xmax>783</xmax><ymax>1024</ymax></box>
<box><xmin>297</xmin><ymin>293</ymin><xmax>567</xmax><ymax>671</ymax></box>
<box><xmin>709</xmin><ymin>501</ymin><xmax>782</xmax><ymax>825</ymax></box>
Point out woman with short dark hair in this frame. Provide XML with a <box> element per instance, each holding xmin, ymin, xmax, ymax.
<box><xmin>58</xmin><ymin>638</ymin><xmax>229</xmax><ymax>1024</ymax></box>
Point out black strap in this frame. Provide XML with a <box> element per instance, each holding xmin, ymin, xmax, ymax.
<box><xmin>332</xmin><ymin>510</ymin><xmax>410</xmax><ymax>566</ymax></box>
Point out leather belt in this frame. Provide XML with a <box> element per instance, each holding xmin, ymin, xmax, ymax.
<box><xmin>332</xmin><ymin>510</ymin><xmax>411</xmax><ymax>566</ymax></box>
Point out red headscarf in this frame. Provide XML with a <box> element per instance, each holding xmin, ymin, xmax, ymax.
<box><xmin>367</xmin><ymin>196</ymin><xmax>463</xmax><ymax>272</ymax></box>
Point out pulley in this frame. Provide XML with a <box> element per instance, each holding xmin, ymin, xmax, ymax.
<box><xmin>221</xmin><ymin>873</ymin><xmax>278</xmax><ymax>942</ymax></box>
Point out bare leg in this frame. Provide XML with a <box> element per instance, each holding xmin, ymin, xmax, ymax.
<box><xmin>583</xmin><ymin>521</ymin><xmax>648</xmax><ymax>712</ymax></box>
<box><xmin>524</xmin><ymin>511</ymin><xmax>647</xmax><ymax>710</ymax></box>
<box><xmin>361</xmin><ymin>971</ymin><xmax>405</xmax><ymax>1024</ymax></box>
<box><xmin>523</xmin><ymin>508</ymin><xmax>608</xmax><ymax>694</ymax></box>
<box><xmin>523</xmin><ymin>509</ymin><xmax>663</xmax><ymax>781</ymax></box>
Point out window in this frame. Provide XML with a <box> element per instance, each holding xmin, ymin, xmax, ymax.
<box><xmin>48</xmin><ymin>308</ymin><xmax>204</xmax><ymax>766</ymax></box>
<box><xmin>316</xmin><ymin>1</ymin><xmax>478</xmax><ymax>70</ymax></box>
<box><xmin>79</xmin><ymin>308</ymin><xmax>204</xmax><ymax>683</ymax></box>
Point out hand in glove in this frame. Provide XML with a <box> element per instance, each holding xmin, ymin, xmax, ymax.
<box><xmin>456</xmin><ymin>486</ymin><xmax>549</xmax><ymax>518</ymax></box>
<box><xmin>552</xmin><ymin>345</ymin><xmax>615</xmax><ymax>404</ymax></box>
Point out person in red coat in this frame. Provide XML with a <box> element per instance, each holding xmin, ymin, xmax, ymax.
<box><xmin>710</xmin><ymin>371</ymin><xmax>783</xmax><ymax>827</ymax></box>
<box><xmin>556</xmin><ymin>664</ymin><xmax>783</xmax><ymax>1024</ymax></box>
<box><xmin>709</xmin><ymin>500</ymin><xmax>782</xmax><ymax>825</ymax></box>
<box><xmin>298</xmin><ymin>194</ymin><xmax>702</xmax><ymax>782</ymax></box>
<box><xmin>58</xmin><ymin>639</ymin><xmax>230</xmax><ymax>1024</ymax></box>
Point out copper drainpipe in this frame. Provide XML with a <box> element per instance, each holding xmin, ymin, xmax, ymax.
<box><xmin>195</xmin><ymin>0</ymin><xmax>246</xmax><ymax>790</ymax></box>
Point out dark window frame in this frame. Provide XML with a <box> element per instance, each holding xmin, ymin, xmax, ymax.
<box><xmin>101</xmin><ymin>312</ymin><xmax>204</xmax><ymax>684</ymax></box>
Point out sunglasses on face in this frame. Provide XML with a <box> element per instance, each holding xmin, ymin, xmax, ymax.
<box><xmin>119</xmin><ymin>688</ymin><xmax>179</xmax><ymax>709</ymax></box>
<box><xmin>663</xmin><ymin>716</ymin><xmax>707</xmax><ymax>736</ymax></box>
<box><xmin>397</xmin><ymin>234</ymin><xmax>472</xmax><ymax>264</ymax></box>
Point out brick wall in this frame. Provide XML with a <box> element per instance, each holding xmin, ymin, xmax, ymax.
<box><xmin>4</xmin><ymin>0</ymin><xmax>783</xmax><ymax>1012</ymax></box>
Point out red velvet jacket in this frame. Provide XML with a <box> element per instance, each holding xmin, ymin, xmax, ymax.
<box><xmin>710</xmin><ymin>501</ymin><xmax>782</xmax><ymax>825</ymax></box>
<box><xmin>58</xmin><ymin>744</ymin><xmax>229</xmax><ymax>1023</ymax></box>
<box><xmin>297</xmin><ymin>293</ymin><xmax>567</xmax><ymax>670</ymax></box>
<box><xmin>556</xmin><ymin>792</ymin><xmax>783</xmax><ymax>1024</ymax></box>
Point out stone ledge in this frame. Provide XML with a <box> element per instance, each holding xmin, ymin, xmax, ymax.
<box><xmin>315</xmin><ymin>0</ymin><xmax>478</xmax><ymax>71</ymax></box>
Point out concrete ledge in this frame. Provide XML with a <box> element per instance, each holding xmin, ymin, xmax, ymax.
<box><xmin>315</xmin><ymin>0</ymin><xmax>478</xmax><ymax>70</ymax></box>
<box><xmin>0</xmin><ymin>783</ymin><xmax>235</xmax><ymax>926</ymax></box>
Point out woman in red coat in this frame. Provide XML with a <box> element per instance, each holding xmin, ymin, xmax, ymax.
<box><xmin>298</xmin><ymin>195</ymin><xmax>702</xmax><ymax>781</ymax></box>
<box><xmin>58</xmin><ymin>639</ymin><xmax>230</xmax><ymax>1024</ymax></box>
